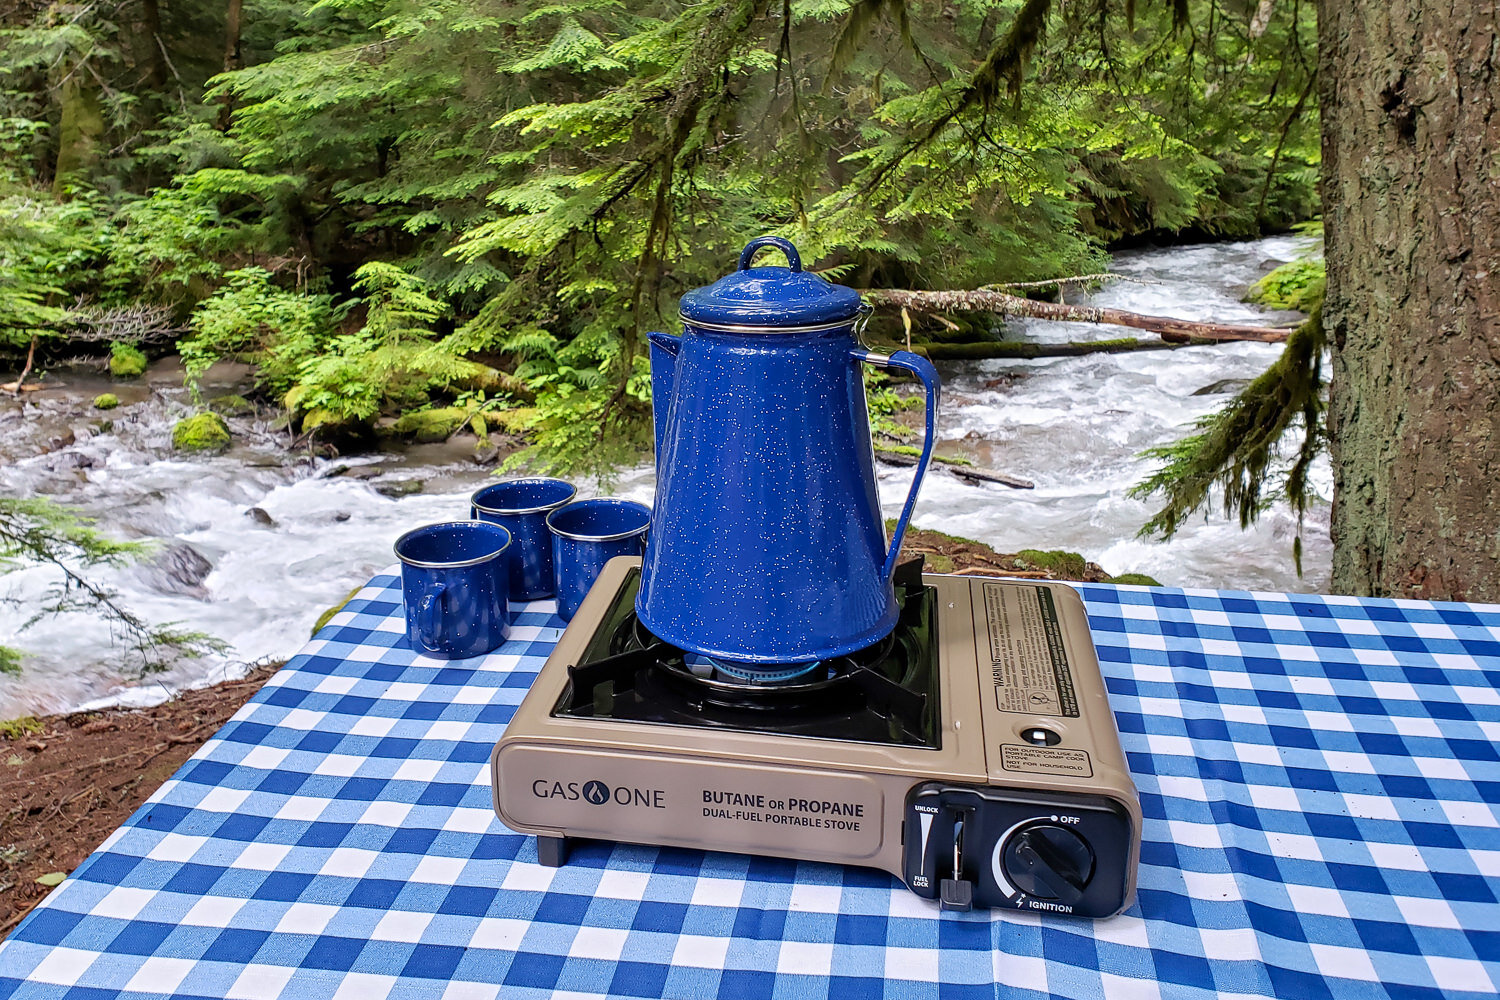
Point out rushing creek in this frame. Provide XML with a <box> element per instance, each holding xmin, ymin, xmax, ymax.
<box><xmin>0</xmin><ymin>234</ymin><xmax>1325</xmax><ymax>718</ymax></box>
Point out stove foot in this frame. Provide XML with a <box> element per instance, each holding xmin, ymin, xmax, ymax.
<box><xmin>536</xmin><ymin>835</ymin><xmax>571</xmax><ymax>867</ymax></box>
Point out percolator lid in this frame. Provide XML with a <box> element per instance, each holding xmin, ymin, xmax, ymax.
<box><xmin>679</xmin><ymin>237</ymin><xmax>864</xmax><ymax>331</ymax></box>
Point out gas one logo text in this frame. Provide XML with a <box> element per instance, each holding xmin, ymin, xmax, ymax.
<box><xmin>532</xmin><ymin>778</ymin><xmax>665</xmax><ymax>809</ymax></box>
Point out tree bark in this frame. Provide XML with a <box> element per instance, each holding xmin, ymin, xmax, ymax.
<box><xmin>1322</xmin><ymin>2</ymin><xmax>1500</xmax><ymax>601</ymax></box>
<box><xmin>223</xmin><ymin>0</ymin><xmax>242</xmax><ymax>73</ymax></box>
<box><xmin>52</xmin><ymin>67</ymin><xmax>104</xmax><ymax>198</ymax></box>
<box><xmin>140</xmin><ymin>0</ymin><xmax>168</xmax><ymax>90</ymax></box>
<box><xmin>216</xmin><ymin>0</ymin><xmax>243</xmax><ymax>129</ymax></box>
<box><xmin>862</xmin><ymin>288</ymin><xmax>1292</xmax><ymax>343</ymax></box>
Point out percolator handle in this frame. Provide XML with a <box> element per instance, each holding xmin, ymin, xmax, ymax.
<box><xmin>852</xmin><ymin>348</ymin><xmax>942</xmax><ymax>583</ymax></box>
<box><xmin>738</xmin><ymin>237</ymin><xmax>802</xmax><ymax>272</ymax></box>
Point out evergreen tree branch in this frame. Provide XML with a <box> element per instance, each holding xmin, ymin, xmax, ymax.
<box><xmin>1129</xmin><ymin>300</ymin><xmax>1326</xmax><ymax>571</ymax></box>
<box><xmin>860</xmin><ymin>0</ymin><xmax>1054</xmax><ymax>194</ymax></box>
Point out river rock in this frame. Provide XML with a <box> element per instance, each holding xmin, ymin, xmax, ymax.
<box><xmin>208</xmin><ymin>394</ymin><xmax>256</xmax><ymax>417</ymax></box>
<box><xmin>245</xmin><ymin>507</ymin><xmax>276</xmax><ymax>528</ymax></box>
<box><xmin>136</xmin><ymin>543</ymin><xmax>213</xmax><ymax>599</ymax></box>
<box><xmin>172</xmin><ymin>413</ymin><xmax>231</xmax><ymax>453</ymax></box>
<box><xmin>1192</xmin><ymin>378</ymin><xmax>1251</xmax><ymax>396</ymax></box>
<box><xmin>375</xmin><ymin>479</ymin><xmax>424</xmax><ymax>499</ymax></box>
<box><xmin>45</xmin><ymin>452</ymin><xmax>95</xmax><ymax>471</ymax></box>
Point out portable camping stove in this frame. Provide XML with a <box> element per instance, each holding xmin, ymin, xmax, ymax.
<box><xmin>491</xmin><ymin>557</ymin><xmax>1141</xmax><ymax>917</ymax></box>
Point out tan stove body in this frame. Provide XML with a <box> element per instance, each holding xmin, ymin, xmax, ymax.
<box><xmin>491</xmin><ymin>558</ymin><xmax>1141</xmax><ymax>917</ymax></box>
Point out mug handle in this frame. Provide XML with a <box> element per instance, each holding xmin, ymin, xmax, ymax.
<box><xmin>417</xmin><ymin>582</ymin><xmax>447</xmax><ymax>651</ymax></box>
<box><xmin>852</xmin><ymin>348</ymin><xmax>942</xmax><ymax>582</ymax></box>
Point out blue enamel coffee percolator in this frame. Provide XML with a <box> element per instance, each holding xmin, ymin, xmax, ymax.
<box><xmin>638</xmin><ymin>236</ymin><xmax>941</xmax><ymax>668</ymax></box>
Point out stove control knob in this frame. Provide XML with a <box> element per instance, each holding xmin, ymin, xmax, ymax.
<box><xmin>999</xmin><ymin>824</ymin><xmax>1094</xmax><ymax>905</ymax></box>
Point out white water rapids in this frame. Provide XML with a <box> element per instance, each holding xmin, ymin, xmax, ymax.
<box><xmin>0</xmin><ymin>235</ymin><xmax>1326</xmax><ymax>718</ymax></box>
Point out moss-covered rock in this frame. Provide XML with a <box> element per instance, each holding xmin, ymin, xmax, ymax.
<box><xmin>925</xmin><ymin>554</ymin><xmax>956</xmax><ymax>574</ymax></box>
<box><xmin>311</xmin><ymin>585</ymin><xmax>364</xmax><ymax>637</ymax></box>
<box><xmin>1108</xmin><ymin>572</ymin><xmax>1164</xmax><ymax>587</ymax></box>
<box><xmin>1015</xmin><ymin>549</ymin><xmax>1089</xmax><ymax>579</ymax></box>
<box><xmin>109</xmin><ymin>342</ymin><xmax>147</xmax><ymax>379</ymax></box>
<box><xmin>490</xmin><ymin>406</ymin><xmax>537</xmax><ymax>435</ymax></box>
<box><xmin>1245</xmin><ymin>258</ymin><xmax>1325</xmax><ymax>312</ymax></box>
<box><xmin>172</xmin><ymin>413</ymin><xmax>231</xmax><ymax>453</ymax></box>
<box><xmin>93</xmin><ymin>393</ymin><xmax>119</xmax><ymax>410</ymax></box>
<box><xmin>388</xmin><ymin>407</ymin><xmax>469</xmax><ymax>442</ymax></box>
<box><xmin>209</xmin><ymin>394</ymin><xmax>255</xmax><ymax>417</ymax></box>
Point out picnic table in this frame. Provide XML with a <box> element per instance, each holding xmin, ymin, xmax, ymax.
<box><xmin>0</xmin><ymin>571</ymin><xmax>1497</xmax><ymax>999</ymax></box>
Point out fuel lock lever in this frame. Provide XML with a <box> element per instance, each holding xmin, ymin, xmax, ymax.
<box><xmin>939</xmin><ymin>808</ymin><xmax>975</xmax><ymax>912</ymax></box>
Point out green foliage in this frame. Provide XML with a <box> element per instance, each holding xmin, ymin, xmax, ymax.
<box><xmin>289</xmin><ymin>262</ymin><xmax>499</xmax><ymax>428</ymax></box>
<box><xmin>172</xmin><ymin>412</ymin><xmax>232</xmax><ymax>452</ymax></box>
<box><xmin>1</xmin><ymin>0</ymin><xmax>1320</xmax><ymax>474</ymax></box>
<box><xmin>0</xmin><ymin>648</ymin><xmax>22</xmax><ymax>676</ymax></box>
<box><xmin>181</xmin><ymin>267</ymin><xmax>336</xmax><ymax>391</ymax></box>
<box><xmin>0</xmin><ymin>175</ymin><xmax>105</xmax><ymax>347</ymax></box>
<box><xmin>1131</xmin><ymin>304</ymin><xmax>1326</xmax><ymax>572</ymax></box>
<box><xmin>109</xmin><ymin>341</ymin><xmax>147</xmax><ymax>377</ymax></box>
<box><xmin>0</xmin><ymin>714</ymin><xmax>41</xmax><ymax>735</ymax></box>
<box><xmin>1247</xmin><ymin>257</ymin><xmax>1326</xmax><ymax>312</ymax></box>
<box><xmin>93</xmin><ymin>393</ymin><xmax>120</xmax><ymax>409</ymax></box>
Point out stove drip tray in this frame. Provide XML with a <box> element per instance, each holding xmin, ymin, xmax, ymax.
<box><xmin>552</xmin><ymin>568</ymin><xmax>940</xmax><ymax>749</ymax></box>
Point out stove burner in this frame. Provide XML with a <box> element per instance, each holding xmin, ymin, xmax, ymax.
<box><xmin>551</xmin><ymin>567</ymin><xmax>940</xmax><ymax>748</ymax></box>
<box><xmin>686</xmin><ymin>653</ymin><xmax>822</xmax><ymax>685</ymax></box>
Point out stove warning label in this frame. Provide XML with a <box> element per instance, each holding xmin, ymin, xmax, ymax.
<box><xmin>983</xmin><ymin>584</ymin><xmax>1079</xmax><ymax>718</ymax></box>
<box><xmin>1000</xmin><ymin>744</ymin><xmax>1093</xmax><ymax>777</ymax></box>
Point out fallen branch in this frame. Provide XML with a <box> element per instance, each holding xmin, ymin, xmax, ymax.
<box><xmin>861</xmin><ymin>288</ymin><xmax>1290</xmax><ymax>343</ymax></box>
<box><xmin>66</xmin><ymin>303</ymin><xmax>183</xmax><ymax>345</ymax></box>
<box><xmin>908</xmin><ymin>338</ymin><xmax>1181</xmax><ymax>360</ymax></box>
<box><xmin>949</xmin><ymin>465</ymin><xmax>1035</xmax><ymax>489</ymax></box>
<box><xmin>8</xmin><ymin>335</ymin><xmax>37</xmax><ymax>398</ymax></box>
<box><xmin>876</xmin><ymin>449</ymin><xmax>1034</xmax><ymax>489</ymax></box>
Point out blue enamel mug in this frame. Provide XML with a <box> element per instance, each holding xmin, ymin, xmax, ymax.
<box><xmin>547</xmin><ymin>498</ymin><xmax>652</xmax><ymax>622</ymax></box>
<box><xmin>394</xmin><ymin>521</ymin><xmax>512</xmax><ymax>659</ymax></box>
<box><xmin>471</xmin><ymin>477</ymin><xmax>577</xmax><ymax>601</ymax></box>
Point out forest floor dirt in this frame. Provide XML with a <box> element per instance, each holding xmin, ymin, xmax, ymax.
<box><xmin>0</xmin><ymin>528</ymin><xmax>1113</xmax><ymax>940</ymax></box>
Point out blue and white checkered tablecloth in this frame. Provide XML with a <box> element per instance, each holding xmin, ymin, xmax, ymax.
<box><xmin>1</xmin><ymin>573</ymin><xmax>1498</xmax><ymax>1000</ymax></box>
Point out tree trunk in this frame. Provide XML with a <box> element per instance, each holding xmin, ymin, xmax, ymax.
<box><xmin>1322</xmin><ymin>2</ymin><xmax>1500</xmax><ymax>601</ymax></box>
<box><xmin>51</xmin><ymin>68</ymin><xmax>105</xmax><ymax>198</ymax></box>
<box><xmin>140</xmin><ymin>0</ymin><xmax>168</xmax><ymax>90</ymax></box>
<box><xmin>223</xmin><ymin>0</ymin><xmax>242</xmax><ymax>72</ymax></box>
<box><xmin>216</xmin><ymin>0</ymin><xmax>243</xmax><ymax>128</ymax></box>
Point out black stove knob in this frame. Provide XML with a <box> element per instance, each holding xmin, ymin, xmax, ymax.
<box><xmin>1000</xmin><ymin>824</ymin><xmax>1095</xmax><ymax>904</ymax></box>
